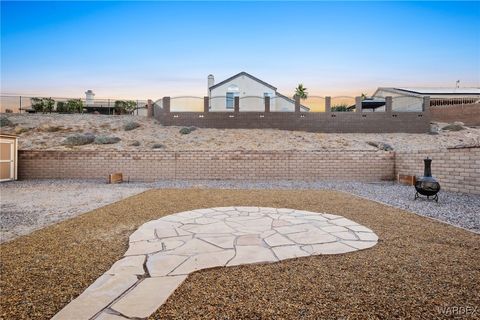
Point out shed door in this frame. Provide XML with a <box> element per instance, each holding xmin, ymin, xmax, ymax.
<box><xmin>0</xmin><ymin>139</ymin><xmax>15</xmax><ymax>181</ymax></box>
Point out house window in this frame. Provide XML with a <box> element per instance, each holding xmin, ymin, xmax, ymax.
<box><xmin>226</xmin><ymin>92</ymin><xmax>234</xmax><ymax>109</ymax></box>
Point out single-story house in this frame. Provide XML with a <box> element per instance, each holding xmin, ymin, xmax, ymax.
<box><xmin>372</xmin><ymin>87</ymin><xmax>480</xmax><ymax>111</ymax></box>
<box><xmin>208</xmin><ymin>72</ymin><xmax>309</xmax><ymax>112</ymax></box>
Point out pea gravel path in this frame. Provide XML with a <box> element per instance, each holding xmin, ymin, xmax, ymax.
<box><xmin>1</xmin><ymin>189</ymin><xmax>479</xmax><ymax>320</ymax></box>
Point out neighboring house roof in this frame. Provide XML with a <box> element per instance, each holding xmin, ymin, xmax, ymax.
<box><xmin>209</xmin><ymin>71</ymin><xmax>310</xmax><ymax>111</ymax></box>
<box><xmin>373</xmin><ymin>87</ymin><xmax>480</xmax><ymax>97</ymax></box>
<box><xmin>209</xmin><ymin>71</ymin><xmax>277</xmax><ymax>91</ymax></box>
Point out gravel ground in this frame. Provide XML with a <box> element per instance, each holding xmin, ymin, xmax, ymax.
<box><xmin>1</xmin><ymin>180</ymin><xmax>478</xmax><ymax>244</ymax></box>
<box><xmin>1</xmin><ymin>113</ymin><xmax>479</xmax><ymax>151</ymax></box>
<box><xmin>1</xmin><ymin>189</ymin><xmax>478</xmax><ymax>320</ymax></box>
<box><xmin>0</xmin><ymin>180</ymin><xmax>148</xmax><ymax>243</ymax></box>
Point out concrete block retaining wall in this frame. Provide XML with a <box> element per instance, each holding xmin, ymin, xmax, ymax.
<box><xmin>18</xmin><ymin>150</ymin><xmax>394</xmax><ymax>182</ymax></box>
<box><xmin>17</xmin><ymin>147</ymin><xmax>479</xmax><ymax>194</ymax></box>
<box><xmin>395</xmin><ymin>147</ymin><xmax>480</xmax><ymax>195</ymax></box>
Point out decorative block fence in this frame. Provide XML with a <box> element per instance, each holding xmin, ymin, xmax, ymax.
<box><xmin>430</xmin><ymin>103</ymin><xmax>480</xmax><ymax>127</ymax></box>
<box><xmin>152</xmin><ymin>96</ymin><xmax>431</xmax><ymax>133</ymax></box>
<box><xmin>17</xmin><ymin>147</ymin><xmax>480</xmax><ymax>194</ymax></box>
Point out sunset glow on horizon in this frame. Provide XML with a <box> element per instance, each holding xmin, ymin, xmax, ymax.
<box><xmin>1</xmin><ymin>1</ymin><xmax>479</xmax><ymax>104</ymax></box>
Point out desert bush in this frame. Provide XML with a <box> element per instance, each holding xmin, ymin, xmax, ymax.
<box><xmin>94</xmin><ymin>135</ymin><xmax>121</xmax><ymax>144</ymax></box>
<box><xmin>62</xmin><ymin>133</ymin><xmax>95</xmax><ymax>146</ymax></box>
<box><xmin>114</xmin><ymin>100</ymin><xmax>137</xmax><ymax>114</ymax></box>
<box><xmin>43</xmin><ymin>98</ymin><xmax>55</xmax><ymax>113</ymax></box>
<box><xmin>5</xmin><ymin>109</ymin><xmax>13</xmax><ymax>113</ymax></box>
<box><xmin>30</xmin><ymin>97</ymin><xmax>55</xmax><ymax>113</ymax></box>
<box><xmin>152</xmin><ymin>143</ymin><xmax>163</xmax><ymax>149</ymax></box>
<box><xmin>331</xmin><ymin>104</ymin><xmax>352</xmax><ymax>112</ymax></box>
<box><xmin>14</xmin><ymin>126</ymin><xmax>29</xmax><ymax>134</ymax></box>
<box><xmin>0</xmin><ymin>116</ymin><xmax>13</xmax><ymax>127</ymax></box>
<box><xmin>179</xmin><ymin>127</ymin><xmax>192</xmax><ymax>135</ymax></box>
<box><xmin>56</xmin><ymin>101</ymin><xmax>68</xmax><ymax>113</ymax></box>
<box><xmin>66</xmin><ymin>99</ymin><xmax>84</xmax><ymax>113</ymax></box>
<box><xmin>31</xmin><ymin>97</ymin><xmax>44</xmax><ymax>112</ymax></box>
<box><xmin>124</xmin><ymin>121</ymin><xmax>140</xmax><ymax>131</ymax></box>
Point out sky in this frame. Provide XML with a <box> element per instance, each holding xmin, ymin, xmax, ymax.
<box><xmin>1</xmin><ymin>1</ymin><xmax>479</xmax><ymax>101</ymax></box>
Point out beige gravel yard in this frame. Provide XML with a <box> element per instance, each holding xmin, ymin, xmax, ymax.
<box><xmin>0</xmin><ymin>189</ymin><xmax>478</xmax><ymax>320</ymax></box>
<box><xmin>1</xmin><ymin>113</ymin><xmax>479</xmax><ymax>151</ymax></box>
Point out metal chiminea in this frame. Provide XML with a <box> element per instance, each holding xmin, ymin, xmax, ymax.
<box><xmin>414</xmin><ymin>157</ymin><xmax>441</xmax><ymax>202</ymax></box>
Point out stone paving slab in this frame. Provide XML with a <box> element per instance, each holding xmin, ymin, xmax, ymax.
<box><xmin>54</xmin><ymin>207</ymin><xmax>378</xmax><ymax>320</ymax></box>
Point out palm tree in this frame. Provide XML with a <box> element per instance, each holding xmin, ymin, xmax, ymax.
<box><xmin>294</xmin><ymin>84</ymin><xmax>308</xmax><ymax>100</ymax></box>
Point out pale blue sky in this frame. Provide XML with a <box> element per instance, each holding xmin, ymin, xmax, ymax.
<box><xmin>1</xmin><ymin>1</ymin><xmax>479</xmax><ymax>99</ymax></box>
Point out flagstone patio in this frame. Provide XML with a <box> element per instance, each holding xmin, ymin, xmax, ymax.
<box><xmin>52</xmin><ymin>207</ymin><xmax>378</xmax><ymax>320</ymax></box>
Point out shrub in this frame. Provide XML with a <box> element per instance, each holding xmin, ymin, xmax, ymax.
<box><xmin>179</xmin><ymin>127</ymin><xmax>192</xmax><ymax>135</ymax></box>
<box><xmin>56</xmin><ymin>101</ymin><xmax>68</xmax><ymax>113</ymax></box>
<box><xmin>43</xmin><ymin>98</ymin><xmax>55</xmax><ymax>113</ymax></box>
<box><xmin>114</xmin><ymin>100</ymin><xmax>137</xmax><ymax>114</ymax></box>
<box><xmin>62</xmin><ymin>133</ymin><xmax>95</xmax><ymax>146</ymax></box>
<box><xmin>5</xmin><ymin>109</ymin><xmax>13</xmax><ymax>113</ymax></box>
<box><xmin>66</xmin><ymin>99</ymin><xmax>84</xmax><ymax>113</ymax></box>
<box><xmin>124</xmin><ymin>121</ymin><xmax>140</xmax><ymax>131</ymax></box>
<box><xmin>331</xmin><ymin>104</ymin><xmax>352</xmax><ymax>112</ymax></box>
<box><xmin>0</xmin><ymin>116</ymin><xmax>13</xmax><ymax>127</ymax></box>
<box><xmin>152</xmin><ymin>143</ymin><xmax>163</xmax><ymax>149</ymax></box>
<box><xmin>30</xmin><ymin>97</ymin><xmax>44</xmax><ymax>112</ymax></box>
<box><xmin>94</xmin><ymin>135</ymin><xmax>121</xmax><ymax>144</ymax></box>
<box><xmin>30</xmin><ymin>97</ymin><xmax>55</xmax><ymax>113</ymax></box>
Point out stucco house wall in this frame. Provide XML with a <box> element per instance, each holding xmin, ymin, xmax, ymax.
<box><xmin>373</xmin><ymin>89</ymin><xmax>423</xmax><ymax>112</ymax></box>
<box><xmin>209</xmin><ymin>73</ymin><xmax>298</xmax><ymax>112</ymax></box>
<box><xmin>210</xmin><ymin>75</ymin><xmax>277</xmax><ymax>111</ymax></box>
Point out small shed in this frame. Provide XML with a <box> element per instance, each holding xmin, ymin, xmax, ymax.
<box><xmin>0</xmin><ymin>134</ymin><xmax>18</xmax><ymax>182</ymax></box>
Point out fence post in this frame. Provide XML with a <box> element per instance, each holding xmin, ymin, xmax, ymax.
<box><xmin>355</xmin><ymin>96</ymin><xmax>362</xmax><ymax>113</ymax></box>
<box><xmin>385</xmin><ymin>96</ymin><xmax>392</xmax><ymax>113</ymax></box>
<box><xmin>162</xmin><ymin>97</ymin><xmax>171</xmax><ymax>113</ymax></box>
<box><xmin>325</xmin><ymin>96</ymin><xmax>331</xmax><ymax>114</ymax></box>
<box><xmin>204</xmin><ymin>96</ymin><xmax>209</xmax><ymax>113</ymax></box>
<box><xmin>234</xmin><ymin>96</ymin><xmax>239</xmax><ymax>113</ymax></box>
<box><xmin>264</xmin><ymin>96</ymin><xmax>270</xmax><ymax>113</ymax></box>
<box><xmin>295</xmin><ymin>96</ymin><xmax>300</xmax><ymax>113</ymax></box>
<box><xmin>423</xmin><ymin>96</ymin><xmax>430</xmax><ymax>113</ymax></box>
<box><xmin>147</xmin><ymin>99</ymin><xmax>154</xmax><ymax>117</ymax></box>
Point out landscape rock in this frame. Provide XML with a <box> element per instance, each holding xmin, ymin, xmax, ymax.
<box><xmin>124</xmin><ymin>121</ymin><xmax>140</xmax><ymax>131</ymax></box>
<box><xmin>62</xmin><ymin>133</ymin><xmax>95</xmax><ymax>146</ymax></box>
<box><xmin>0</xmin><ymin>116</ymin><xmax>13</xmax><ymax>127</ymax></box>
<box><xmin>366</xmin><ymin>141</ymin><xmax>393</xmax><ymax>151</ymax></box>
<box><xmin>94</xmin><ymin>135</ymin><xmax>121</xmax><ymax>144</ymax></box>
<box><xmin>442</xmin><ymin>123</ymin><xmax>465</xmax><ymax>131</ymax></box>
<box><xmin>130</xmin><ymin>140</ymin><xmax>140</xmax><ymax>146</ymax></box>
